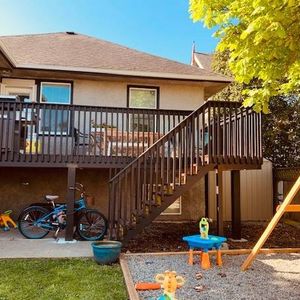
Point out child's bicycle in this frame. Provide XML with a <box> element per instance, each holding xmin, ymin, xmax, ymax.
<box><xmin>18</xmin><ymin>183</ymin><xmax>107</xmax><ymax>241</ymax></box>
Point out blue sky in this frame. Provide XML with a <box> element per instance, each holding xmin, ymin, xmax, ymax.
<box><xmin>0</xmin><ymin>0</ymin><xmax>218</xmax><ymax>64</ymax></box>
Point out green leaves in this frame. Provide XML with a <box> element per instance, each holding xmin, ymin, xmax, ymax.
<box><xmin>189</xmin><ymin>0</ymin><xmax>300</xmax><ymax>112</ymax></box>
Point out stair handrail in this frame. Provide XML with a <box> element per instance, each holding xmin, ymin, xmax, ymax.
<box><xmin>109</xmin><ymin>100</ymin><xmax>239</xmax><ymax>183</ymax></box>
<box><xmin>108</xmin><ymin>100</ymin><xmax>262</xmax><ymax>240</ymax></box>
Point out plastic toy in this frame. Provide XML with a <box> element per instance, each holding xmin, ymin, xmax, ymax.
<box><xmin>155</xmin><ymin>270</ymin><xmax>185</xmax><ymax>300</ymax></box>
<box><xmin>0</xmin><ymin>210</ymin><xmax>17</xmax><ymax>231</ymax></box>
<box><xmin>183</xmin><ymin>234</ymin><xmax>227</xmax><ymax>269</ymax></box>
<box><xmin>135</xmin><ymin>281</ymin><xmax>184</xmax><ymax>291</ymax></box>
<box><xmin>199</xmin><ymin>217</ymin><xmax>209</xmax><ymax>239</ymax></box>
<box><xmin>135</xmin><ymin>282</ymin><xmax>161</xmax><ymax>290</ymax></box>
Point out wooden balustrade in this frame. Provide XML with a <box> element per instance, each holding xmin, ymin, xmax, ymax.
<box><xmin>108</xmin><ymin>100</ymin><xmax>262</xmax><ymax>240</ymax></box>
<box><xmin>0</xmin><ymin>101</ymin><xmax>191</xmax><ymax>167</ymax></box>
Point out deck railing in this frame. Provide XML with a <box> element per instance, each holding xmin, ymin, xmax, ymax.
<box><xmin>108</xmin><ymin>100</ymin><xmax>262</xmax><ymax>239</ymax></box>
<box><xmin>0</xmin><ymin>101</ymin><xmax>191</xmax><ymax>166</ymax></box>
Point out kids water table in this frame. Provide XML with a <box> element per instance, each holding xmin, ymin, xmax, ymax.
<box><xmin>182</xmin><ymin>234</ymin><xmax>227</xmax><ymax>269</ymax></box>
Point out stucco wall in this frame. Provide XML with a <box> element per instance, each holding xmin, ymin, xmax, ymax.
<box><xmin>0</xmin><ymin>167</ymin><xmax>205</xmax><ymax>223</ymax></box>
<box><xmin>0</xmin><ymin>168</ymin><xmax>110</xmax><ymax>220</ymax></box>
<box><xmin>73</xmin><ymin>79</ymin><xmax>205</xmax><ymax>110</ymax></box>
<box><xmin>1</xmin><ymin>77</ymin><xmax>205</xmax><ymax>110</ymax></box>
<box><xmin>158</xmin><ymin>178</ymin><xmax>205</xmax><ymax>222</ymax></box>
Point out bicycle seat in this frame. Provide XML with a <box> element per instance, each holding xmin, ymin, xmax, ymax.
<box><xmin>45</xmin><ymin>195</ymin><xmax>59</xmax><ymax>202</ymax></box>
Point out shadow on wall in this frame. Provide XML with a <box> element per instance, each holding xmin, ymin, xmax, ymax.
<box><xmin>0</xmin><ymin>168</ymin><xmax>110</xmax><ymax>219</ymax></box>
<box><xmin>157</xmin><ymin>177</ymin><xmax>206</xmax><ymax>222</ymax></box>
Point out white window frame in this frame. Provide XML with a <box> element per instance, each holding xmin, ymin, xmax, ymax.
<box><xmin>1</xmin><ymin>78</ymin><xmax>37</xmax><ymax>102</ymax></box>
<box><xmin>128</xmin><ymin>87</ymin><xmax>158</xmax><ymax>133</ymax></box>
<box><xmin>161</xmin><ymin>197</ymin><xmax>182</xmax><ymax>216</ymax></box>
<box><xmin>128</xmin><ymin>87</ymin><xmax>158</xmax><ymax>109</ymax></box>
<box><xmin>39</xmin><ymin>82</ymin><xmax>71</xmax><ymax>105</ymax></box>
<box><xmin>39</xmin><ymin>82</ymin><xmax>72</xmax><ymax>135</ymax></box>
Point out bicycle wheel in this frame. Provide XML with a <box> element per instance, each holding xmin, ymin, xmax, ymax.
<box><xmin>18</xmin><ymin>206</ymin><xmax>50</xmax><ymax>239</ymax></box>
<box><xmin>76</xmin><ymin>209</ymin><xmax>107</xmax><ymax>241</ymax></box>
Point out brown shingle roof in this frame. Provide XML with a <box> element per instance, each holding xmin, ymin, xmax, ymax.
<box><xmin>192</xmin><ymin>52</ymin><xmax>212</xmax><ymax>70</ymax></box>
<box><xmin>0</xmin><ymin>32</ymin><xmax>230</xmax><ymax>82</ymax></box>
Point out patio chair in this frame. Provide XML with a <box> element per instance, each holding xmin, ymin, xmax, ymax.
<box><xmin>72</xmin><ymin>128</ymin><xmax>95</xmax><ymax>155</ymax></box>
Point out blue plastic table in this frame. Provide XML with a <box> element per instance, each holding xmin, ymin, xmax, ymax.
<box><xmin>182</xmin><ymin>234</ymin><xmax>227</xmax><ymax>269</ymax></box>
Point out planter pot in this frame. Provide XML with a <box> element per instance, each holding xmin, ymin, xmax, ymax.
<box><xmin>91</xmin><ymin>241</ymin><xmax>122</xmax><ymax>265</ymax></box>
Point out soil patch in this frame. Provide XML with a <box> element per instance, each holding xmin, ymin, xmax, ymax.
<box><xmin>124</xmin><ymin>221</ymin><xmax>300</xmax><ymax>253</ymax></box>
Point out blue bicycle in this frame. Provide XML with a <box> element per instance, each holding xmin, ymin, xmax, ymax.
<box><xmin>18</xmin><ymin>183</ymin><xmax>107</xmax><ymax>241</ymax></box>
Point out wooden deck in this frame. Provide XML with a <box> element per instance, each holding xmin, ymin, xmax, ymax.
<box><xmin>0</xmin><ymin>101</ymin><xmax>190</xmax><ymax>168</ymax></box>
<box><xmin>0</xmin><ymin>100</ymin><xmax>263</xmax><ymax>241</ymax></box>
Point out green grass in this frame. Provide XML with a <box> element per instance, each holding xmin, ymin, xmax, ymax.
<box><xmin>0</xmin><ymin>258</ymin><xmax>127</xmax><ymax>300</ymax></box>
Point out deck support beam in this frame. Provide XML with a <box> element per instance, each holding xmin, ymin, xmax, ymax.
<box><xmin>231</xmin><ymin>170</ymin><xmax>241</xmax><ymax>239</ymax></box>
<box><xmin>216</xmin><ymin>168</ymin><xmax>224</xmax><ymax>235</ymax></box>
<box><xmin>65</xmin><ymin>164</ymin><xmax>77</xmax><ymax>241</ymax></box>
<box><xmin>204</xmin><ymin>174</ymin><xmax>209</xmax><ymax>217</ymax></box>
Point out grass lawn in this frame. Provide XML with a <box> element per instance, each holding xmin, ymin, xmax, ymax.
<box><xmin>0</xmin><ymin>258</ymin><xmax>127</xmax><ymax>300</ymax></box>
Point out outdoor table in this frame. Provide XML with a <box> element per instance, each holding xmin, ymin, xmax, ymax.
<box><xmin>182</xmin><ymin>234</ymin><xmax>227</xmax><ymax>269</ymax></box>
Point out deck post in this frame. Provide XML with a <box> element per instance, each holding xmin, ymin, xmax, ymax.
<box><xmin>216</xmin><ymin>168</ymin><xmax>224</xmax><ymax>235</ymax></box>
<box><xmin>65</xmin><ymin>164</ymin><xmax>77</xmax><ymax>241</ymax></box>
<box><xmin>204</xmin><ymin>174</ymin><xmax>209</xmax><ymax>217</ymax></box>
<box><xmin>231</xmin><ymin>170</ymin><xmax>241</xmax><ymax>239</ymax></box>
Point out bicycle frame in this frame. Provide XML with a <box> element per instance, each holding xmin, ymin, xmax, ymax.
<box><xmin>33</xmin><ymin>196</ymin><xmax>87</xmax><ymax>231</ymax></box>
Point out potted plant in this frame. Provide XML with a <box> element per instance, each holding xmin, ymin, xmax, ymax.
<box><xmin>91</xmin><ymin>240</ymin><xmax>122</xmax><ymax>265</ymax></box>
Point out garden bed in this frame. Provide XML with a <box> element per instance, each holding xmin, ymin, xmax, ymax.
<box><xmin>124</xmin><ymin>221</ymin><xmax>300</xmax><ymax>253</ymax></box>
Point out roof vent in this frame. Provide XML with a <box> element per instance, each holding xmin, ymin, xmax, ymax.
<box><xmin>66</xmin><ymin>31</ymin><xmax>76</xmax><ymax>35</ymax></box>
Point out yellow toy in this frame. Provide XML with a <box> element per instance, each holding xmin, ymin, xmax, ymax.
<box><xmin>155</xmin><ymin>270</ymin><xmax>185</xmax><ymax>300</ymax></box>
<box><xmin>199</xmin><ymin>217</ymin><xmax>209</xmax><ymax>239</ymax></box>
<box><xmin>0</xmin><ymin>210</ymin><xmax>17</xmax><ymax>231</ymax></box>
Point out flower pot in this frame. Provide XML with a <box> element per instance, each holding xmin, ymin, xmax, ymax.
<box><xmin>91</xmin><ymin>241</ymin><xmax>122</xmax><ymax>265</ymax></box>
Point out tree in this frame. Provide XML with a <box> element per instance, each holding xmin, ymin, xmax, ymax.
<box><xmin>189</xmin><ymin>0</ymin><xmax>300</xmax><ymax>112</ymax></box>
<box><xmin>210</xmin><ymin>50</ymin><xmax>244</xmax><ymax>102</ymax></box>
<box><xmin>211</xmin><ymin>47</ymin><xmax>300</xmax><ymax>167</ymax></box>
<box><xmin>262</xmin><ymin>96</ymin><xmax>300</xmax><ymax>167</ymax></box>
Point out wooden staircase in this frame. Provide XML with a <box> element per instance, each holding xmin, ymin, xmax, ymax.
<box><xmin>108</xmin><ymin>100</ymin><xmax>262</xmax><ymax>242</ymax></box>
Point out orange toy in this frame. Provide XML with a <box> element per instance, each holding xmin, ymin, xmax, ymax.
<box><xmin>0</xmin><ymin>210</ymin><xmax>17</xmax><ymax>231</ymax></box>
<box><xmin>135</xmin><ymin>282</ymin><xmax>183</xmax><ymax>291</ymax></box>
<box><xmin>135</xmin><ymin>282</ymin><xmax>161</xmax><ymax>290</ymax></box>
<box><xmin>155</xmin><ymin>270</ymin><xmax>185</xmax><ymax>300</ymax></box>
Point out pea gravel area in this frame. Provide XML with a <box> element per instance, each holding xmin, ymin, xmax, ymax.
<box><xmin>126</xmin><ymin>253</ymin><xmax>300</xmax><ymax>300</ymax></box>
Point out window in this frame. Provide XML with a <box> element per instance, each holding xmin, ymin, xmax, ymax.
<box><xmin>39</xmin><ymin>82</ymin><xmax>71</xmax><ymax>134</ymax></box>
<box><xmin>128</xmin><ymin>86</ymin><xmax>158</xmax><ymax>132</ymax></box>
<box><xmin>128</xmin><ymin>87</ymin><xmax>158</xmax><ymax>109</ymax></box>
<box><xmin>40</xmin><ymin>83</ymin><xmax>71</xmax><ymax>105</ymax></box>
<box><xmin>161</xmin><ymin>197</ymin><xmax>182</xmax><ymax>215</ymax></box>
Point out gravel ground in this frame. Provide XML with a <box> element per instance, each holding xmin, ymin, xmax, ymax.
<box><xmin>127</xmin><ymin>253</ymin><xmax>300</xmax><ymax>300</ymax></box>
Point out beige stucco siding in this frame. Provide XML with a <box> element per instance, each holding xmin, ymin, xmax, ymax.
<box><xmin>0</xmin><ymin>168</ymin><xmax>110</xmax><ymax>220</ymax></box>
<box><xmin>73</xmin><ymin>79</ymin><xmax>204</xmax><ymax>110</ymax></box>
<box><xmin>0</xmin><ymin>77</ymin><xmax>205</xmax><ymax>110</ymax></box>
<box><xmin>73</xmin><ymin>80</ymin><xmax>125</xmax><ymax>107</ymax></box>
<box><xmin>158</xmin><ymin>178</ymin><xmax>205</xmax><ymax>222</ymax></box>
<box><xmin>208</xmin><ymin>160</ymin><xmax>273</xmax><ymax>221</ymax></box>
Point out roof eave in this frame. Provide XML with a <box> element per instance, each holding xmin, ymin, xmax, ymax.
<box><xmin>0</xmin><ymin>40</ymin><xmax>17</xmax><ymax>67</ymax></box>
<box><xmin>14</xmin><ymin>63</ymin><xmax>232</xmax><ymax>83</ymax></box>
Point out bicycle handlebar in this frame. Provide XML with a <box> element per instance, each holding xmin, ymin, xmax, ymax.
<box><xmin>69</xmin><ymin>182</ymin><xmax>86</xmax><ymax>194</ymax></box>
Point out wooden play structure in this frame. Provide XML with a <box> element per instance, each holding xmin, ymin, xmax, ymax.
<box><xmin>241</xmin><ymin>175</ymin><xmax>300</xmax><ymax>271</ymax></box>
